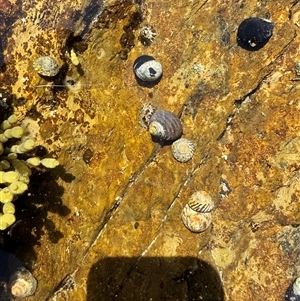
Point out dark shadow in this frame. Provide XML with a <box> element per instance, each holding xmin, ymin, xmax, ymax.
<box><xmin>87</xmin><ymin>257</ymin><xmax>224</xmax><ymax>301</ymax></box>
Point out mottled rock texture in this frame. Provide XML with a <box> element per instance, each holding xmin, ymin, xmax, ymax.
<box><xmin>0</xmin><ymin>0</ymin><xmax>300</xmax><ymax>300</ymax></box>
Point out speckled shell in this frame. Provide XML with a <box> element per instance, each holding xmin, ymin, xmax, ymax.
<box><xmin>139</xmin><ymin>25</ymin><xmax>157</xmax><ymax>46</ymax></box>
<box><xmin>181</xmin><ymin>204</ymin><xmax>212</xmax><ymax>233</ymax></box>
<box><xmin>33</xmin><ymin>56</ymin><xmax>60</xmax><ymax>77</ymax></box>
<box><xmin>188</xmin><ymin>191</ymin><xmax>215</xmax><ymax>213</ymax></box>
<box><xmin>133</xmin><ymin>55</ymin><xmax>162</xmax><ymax>82</ymax></box>
<box><xmin>138</xmin><ymin>103</ymin><xmax>157</xmax><ymax>128</ymax></box>
<box><xmin>237</xmin><ymin>18</ymin><xmax>274</xmax><ymax>51</ymax></box>
<box><xmin>171</xmin><ymin>138</ymin><xmax>195</xmax><ymax>163</ymax></box>
<box><xmin>9</xmin><ymin>267</ymin><xmax>37</xmax><ymax>298</ymax></box>
<box><xmin>148</xmin><ymin>110</ymin><xmax>182</xmax><ymax>141</ymax></box>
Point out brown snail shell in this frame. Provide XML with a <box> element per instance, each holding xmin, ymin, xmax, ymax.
<box><xmin>171</xmin><ymin>138</ymin><xmax>195</xmax><ymax>163</ymax></box>
<box><xmin>188</xmin><ymin>191</ymin><xmax>215</xmax><ymax>213</ymax></box>
<box><xmin>181</xmin><ymin>204</ymin><xmax>212</xmax><ymax>233</ymax></box>
<box><xmin>9</xmin><ymin>267</ymin><xmax>37</xmax><ymax>297</ymax></box>
<box><xmin>148</xmin><ymin>110</ymin><xmax>182</xmax><ymax>141</ymax></box>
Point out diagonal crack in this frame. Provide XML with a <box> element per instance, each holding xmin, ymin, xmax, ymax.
<box><xmin>217</xmin><ymin>30</ymin><xmax>297</xmax><ymax>141</ymax></box>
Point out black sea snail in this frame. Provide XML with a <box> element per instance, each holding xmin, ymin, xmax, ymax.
<box><xmin>133</xmin><ymin>55</ymin><xmax>162</xmax><ymax>86</ymax></box>
<box><xmin>285</xmin><ymin>276</ymin><xmax>300</xmax><ymax>301</ymax></box>
<box><xmin>237</xmin><ymin>17</ymin><xmax>274</xmax><ymax>51</ymax></box>
<box><xmin>148</xmin><ymin>110</ymin><xmax>182</xmax><ymax>141</ymax></box>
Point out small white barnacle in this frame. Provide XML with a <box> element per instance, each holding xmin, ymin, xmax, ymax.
<box><xmin>139</xmin><ymin>25</ymin><xmax>157</xmax><ymax>46</ymax></box>
<box><xmin>171</xmin><ymin>138</ymin><xmax>195</xmax><ymax>163</ymax></box>
<box><xmin>33</xmin><ymin>56</ymin><xmax>60</xmax><ymax>77</ymax></box>
<box><xmin>138</xmin><ymin>103</ymin><xmax>157</xmax><ymax>129</ymax></box>
<box><xmin>133</xmin><ymin>55</ymin><xmax>162</xmax><ymax>86</ymax></box>
<box><xmin>188</xmin><ymin>191</ymin><xmax>215</xmax><ymax>213</ymax></box>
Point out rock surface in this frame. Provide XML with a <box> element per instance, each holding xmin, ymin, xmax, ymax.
<box><xmin>0</xmin><ymin>0</ymin><xmax>300</xmax><ymax>300</ymax></box>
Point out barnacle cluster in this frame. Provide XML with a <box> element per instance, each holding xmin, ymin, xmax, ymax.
<box><xmin>0</xmin><ymin>114</ymin><xmax>59</xmax><ymax>230</ymax></box>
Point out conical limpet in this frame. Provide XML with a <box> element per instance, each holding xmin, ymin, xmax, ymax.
<box><xmin>33</xmin><ymin>56</ymin><xmax>60</xmax><ymax>77</ymax></box>
<box><xmin>188</xmin><ymin>191</ymin><xmax>215</xmax><ymax>213</ymax></box>
<box><xmin>9</xmin><ymin>267</ymin><xmax>37</xmax><ymax>298</ymax></box>
<box><xmin>171</xmin><ymin>138</ymin><xmax>195</xmax><ymax>163</ymax></box>
<box><xmin>181</xmin><ymin>204</ymin><xmax>212</xmax><ymax>233</ymax></box>
<box><xmin>148</xmin><ymin>110</ymin><xmax>182</xmax><ymax>141</ymax></box>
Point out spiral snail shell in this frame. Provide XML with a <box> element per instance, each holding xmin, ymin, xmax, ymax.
<box><xmin>285</xmin><ymin>276</ymin><xmax>300</xmax><ymax>301</ymax></box>
<box><xmin>181</xmin><ymin>204</ymin><xmax>212</xmax><ymax>233</ymax></box>
<box><xmin>188</xmin><ymin>191</ymin><xmax>215</xmax><ymax>213</ymax></box>
<box><xmin>148</xmin><ymin>110</ymin><xmax>182</xmax><ymax>141</ymax></box>
<box><xmin>181</xmin><ymin>191</ymin><xmax>215</xmax><ymax>233</ymax></box>
<box><xmin>171</xmin><ymin>138</ymin><xmax>195</xmax><ymax>163</ymax></box>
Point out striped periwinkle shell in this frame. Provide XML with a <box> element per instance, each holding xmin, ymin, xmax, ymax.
<box><xmin>171</xmin><ymin>138</ymin><xmax>195</xmax><ymax>163</ymax></box>
<box><xmin>148</xmin><ymin>110</ymin><xmax>182</xmax><ymax>141</ymax></box>
<box><xmin>181</xmin><ymin>204</ymin><xmax>212</xmax><ymax>233</ymax></box>
<box><xmin>133</xmin><ymin>55</ymin><xmax>162</xmax><ymax>82</ymax></box>
<box><xmin>188</xmin><ymin>191</ymin><xmax>215</xmax><ymax>213</ymax></box>
<box><xmin>33</xmin><ymin>56</ymin><xmax>60</xmax><ymax>77</ymax></box>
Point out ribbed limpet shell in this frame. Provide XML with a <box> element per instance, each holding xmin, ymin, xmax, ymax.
<box><xmin>181</xmin><ymin>204</ymin><xmax>212</xmax><ymax>233</ymax></box>
<box><xmin>188</xmin><ymin>191</ymin><xmax>215</xmax><ymax>213</ymax></box>
<box><xmin>33</xmin><ymin>56</ymin><xmax>60</xmax><ymax>77</ymax></box>
<box><xmin>9</xmin><ymin>267</ymin><xmax>37</xmax><ymax>298</ymax></box>
<box><xmin>171</xmin><ymin>138</ymin><xmax>195</xmax><ymax>163</ymax></box>
<box><xmin>148</xmin><ymin>110</ymin><xmax>182</xmax><ymax>141</ymax></box>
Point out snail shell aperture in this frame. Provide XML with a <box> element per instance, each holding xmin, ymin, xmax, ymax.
<box><xmin>171</xmin><ymin>138</ymin><xmax>195</xmax><ymax>163</ymax></box>
<box><xmin>33</xmin><ymin>56</ymin><xmax>60</xmax><ymax>77</ymax></box>
<box><xmin>237</xmin><ymin>17</ymin><xmax>274</xmax><ymax>51</ymax></box>
<box><xmin>285</xmin><ymin>276</ymin><xmax>300</xmax><ymax>301</ymax></box>
<box><xmin>133</xmin><ymin>55</ymin><xmax>162</xmax><ymax>85</ymax></box>
<box><xmin>148</xmin><ymin>110</ymin><xmax>182</xmax><ymax>141</ymax></box>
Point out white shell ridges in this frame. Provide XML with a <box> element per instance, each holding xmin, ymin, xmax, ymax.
<box><xmin>188</xmin><ymin>191</ymin><xmax>215</xmax><ymax>213</ymax></box>
<box><xmin>171</xmin><ymin>138</ymin><xmax>195</xmax><ymax>163</ymax></box>
<box><xmin>181</xmin><ymin>204</ymin><xmax>212</xmax><ymax>233</ymax></box>
<box><xmin>9</xmin><ymin>267</ymin><xmax>37</xmax><ymax>297</ymax></box>
<box><xmin>33</xmin><ymin>56</ymin><xmax>60</xmax><ymax>77</ymax></box>
<box><xmin>148</xmin><ymin>110</ymin><xmax>182</xmax><ymax>141</ymax></box>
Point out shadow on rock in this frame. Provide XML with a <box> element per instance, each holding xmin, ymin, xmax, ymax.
<box><xmin>1</xmin><ymin>165</ymin><xmax>74</xmax><ymax>266</ymax></box>
<box><xmin>87</xmin><ymin>257</ymin><xmax>224</xmax><ymax>301</ymax></box>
